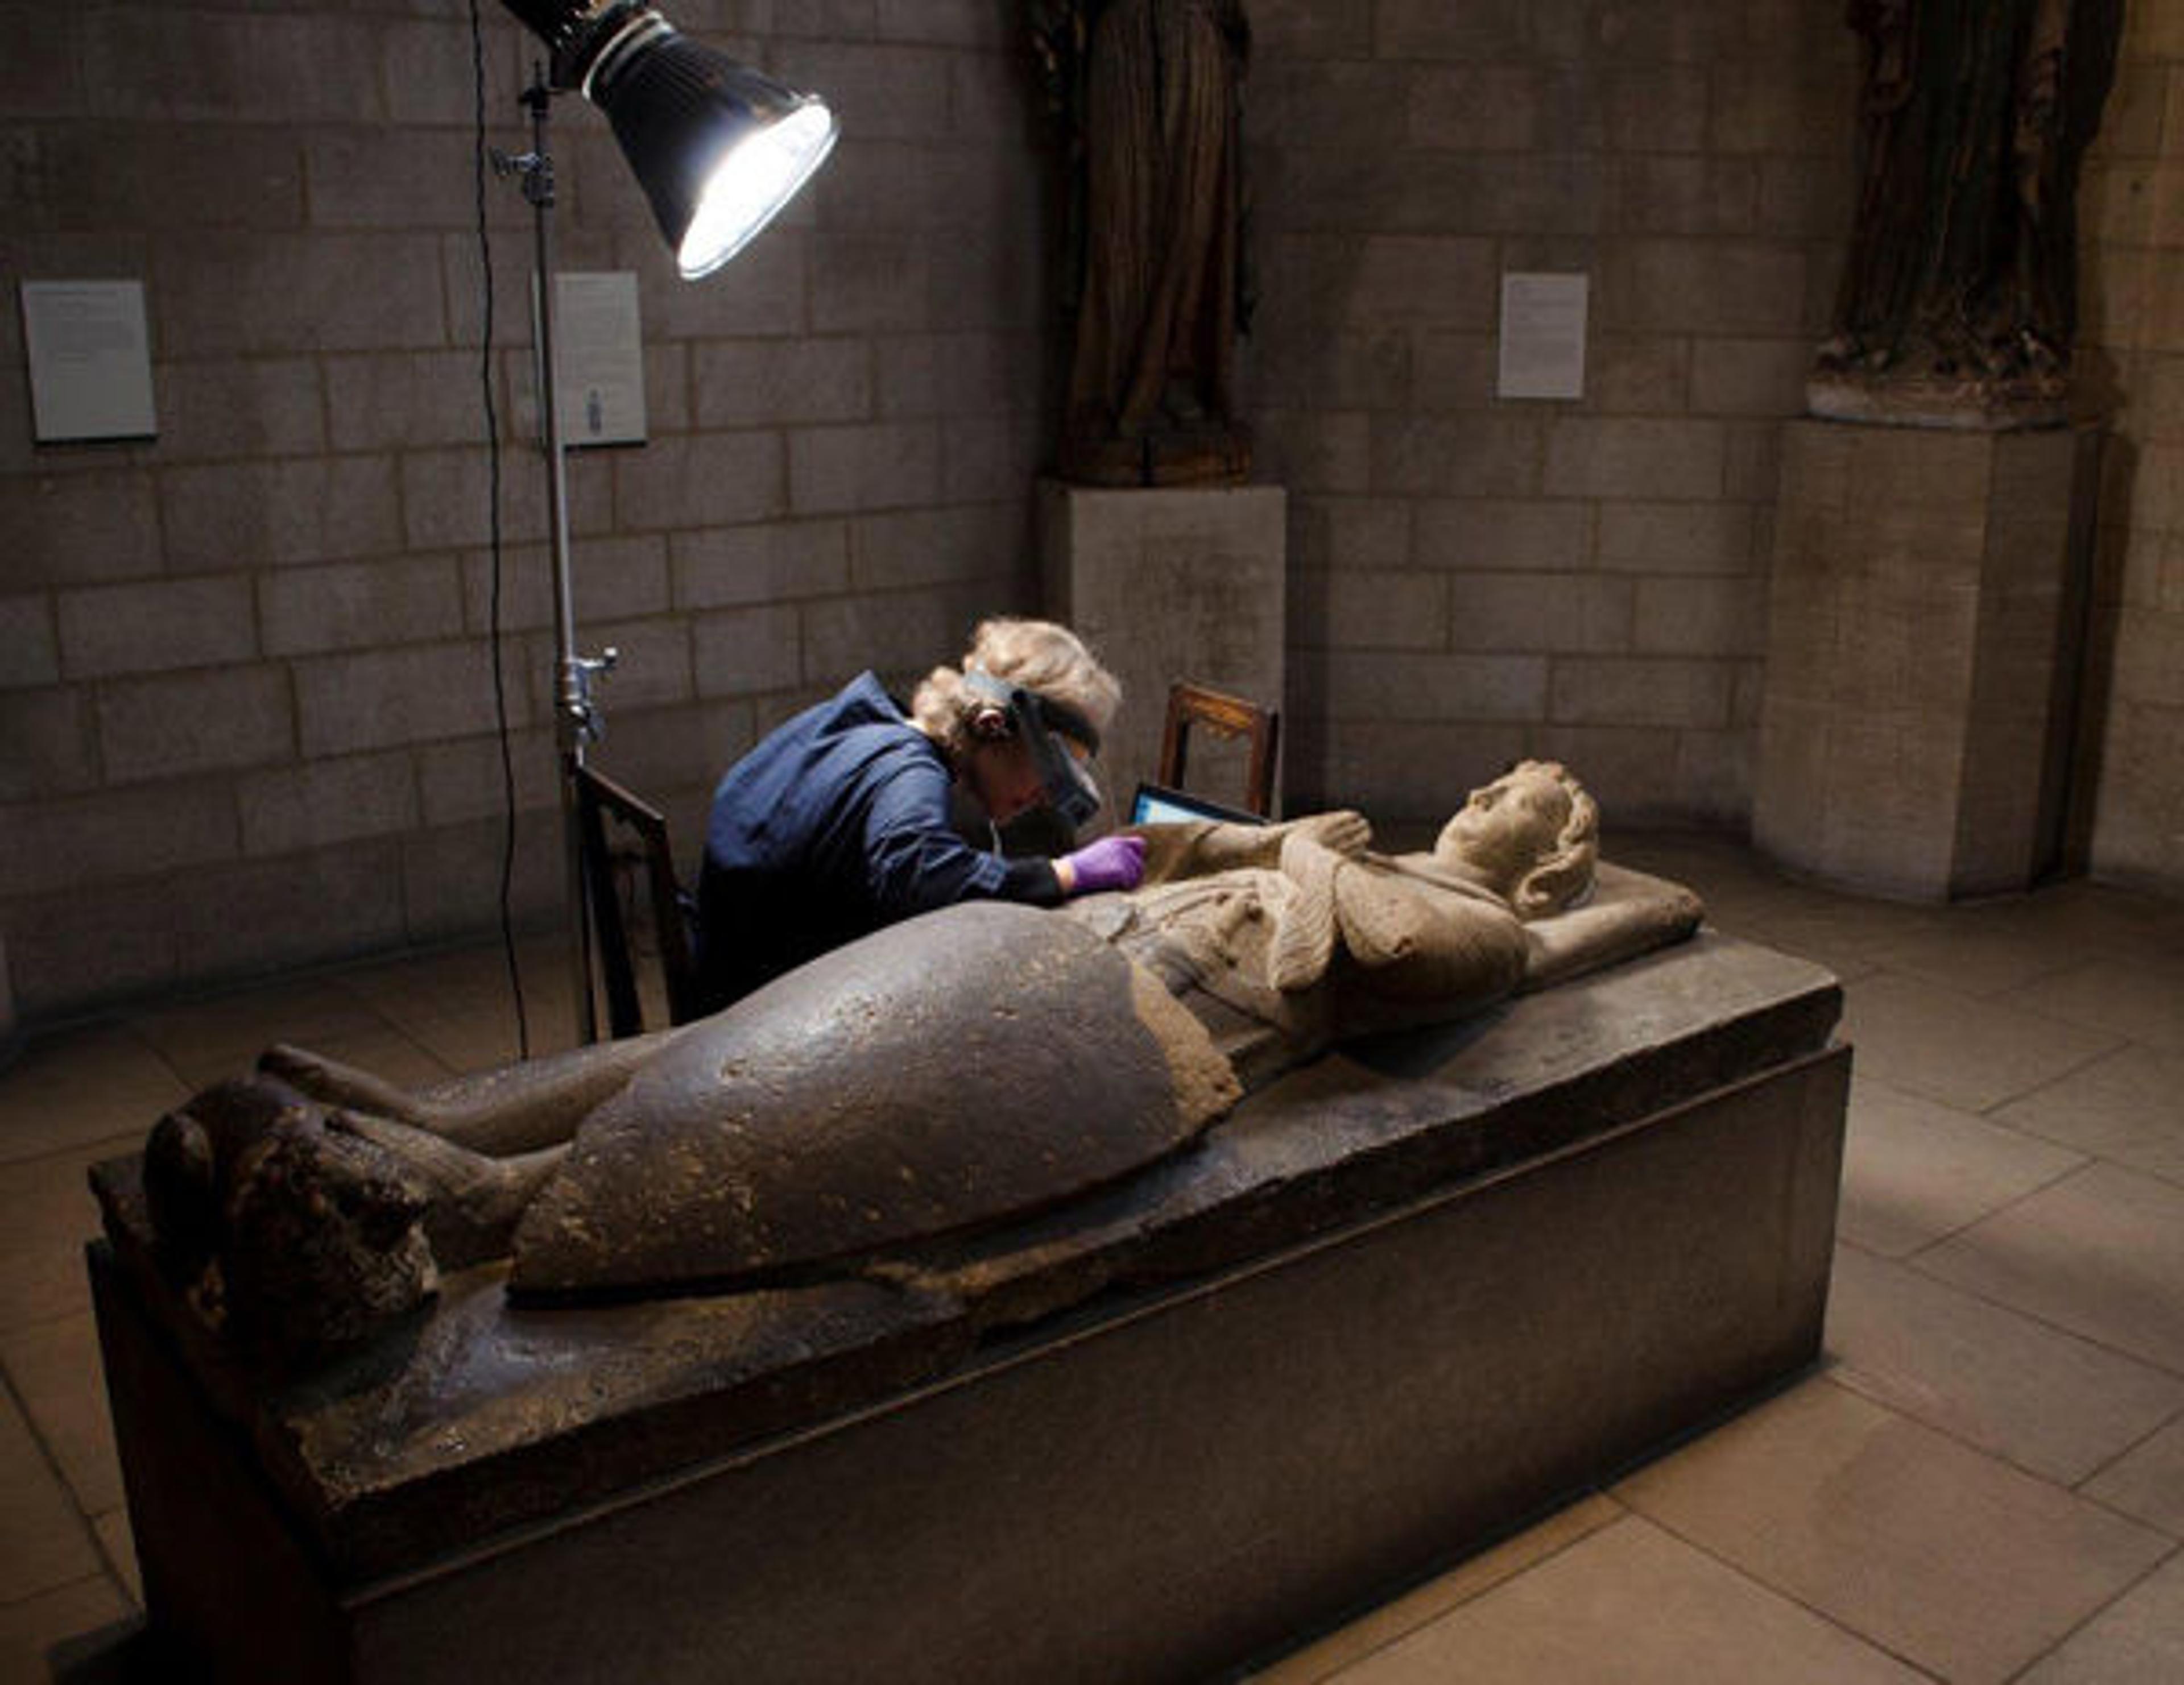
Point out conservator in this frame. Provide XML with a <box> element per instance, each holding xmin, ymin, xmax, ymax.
<box><xmin>694</xmin><ymin>618</ymin><xmax>1144</xmax><ymax>1009</ymax></box>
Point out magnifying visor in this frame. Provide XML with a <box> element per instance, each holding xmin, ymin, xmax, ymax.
<box><xmin>965</xmin><ymin>672</ymin><xmax>1105</xmax><ymax>830</ymax></box>
<box><xmin>1015</xmin><ymin>688</ymin><xmax>1104</xmax><ymax>831</ymax></box>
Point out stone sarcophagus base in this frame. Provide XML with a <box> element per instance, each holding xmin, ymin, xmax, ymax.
<box><xmin>1755</xmin><ymin>419</ymin><xmax>2100</xmax><ymax>900</ymax></box>
<box><xmin>91</xmin><ymin>931</ymin><xmax>1845</xmax><ymax>1685</ymax></box>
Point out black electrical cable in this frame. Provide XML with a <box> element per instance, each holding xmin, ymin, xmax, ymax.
<box><xmin>471</xmin><ymin>0</ymin><xmax>532</xmax><ymax>1060</ymax></box>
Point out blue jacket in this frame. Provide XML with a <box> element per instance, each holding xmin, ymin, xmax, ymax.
<box><xmin>694</xmin><ymin>672</ymin><xmax>1060</xmax><ymax>1007</ymax></box>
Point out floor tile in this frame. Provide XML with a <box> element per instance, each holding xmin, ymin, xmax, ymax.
<box><xmin>339</xmin><ymin>968</ymin><xmax>559</xmax><ymax>1048</ymax></box>
<box><xmin>0</xmin><ymin>1136</ymin><xmax>136</xmax><ymax>1334</ymax></box>
<box><xmin>398</xmin><ymin>1004</ymin><xmax>580</xmax><ymax>1079</ymax></box>
<box><xmin>1916</xmin><ymin>1163</ymin><xmax>2184</xmax><ymax>1375</ymax></box>
<box><xmin>0</xmin><ymin>1384</ymin><xmax>102</xmax><ymax>1604</ymax></box>
<box><xmin>263</xmin><ymin>1021</ymin><xmax>457</xmax><ymax>1096</ymax></box>
<box><xmin>1852</xmin><ymin>914</ymin><xmax>2092</xmax><ymax>1000</ymax></box>
<box><xmin>125</xmin><ymin>978</ymin><xmax>400</xmax><ymax>1090</ymax></box>
<box><xmin>1979</xmin><ymin>880</ymin><xmax>2184</xmax><ymax>962</ymax></box>
<box><xmin>1995</xmin><ymin>1045</ymin><xmax>2184</xmax><ymax>1187</ymax></box>
<box><xmin>1715</xmin><ymin>892</ymin><xmax>1927</xmax><ymax>981</ymax></box>
<box><xmin>1836</xmin><ymin>1077</ymin><xmax>2083</xmax><ymax>1258</ymax></box>
<box><xmin>1317</xmin><ymin>1514</ymin><xmax>1931</xmax><ymax>1684</ymax></box>
<box><xmin>1838</xmin><ymin>972</ymin><xmax>2124</xmax><ymax>1114</ymax></box>
<box><xmin>335</xmin><ymin>934</ymin><xmax>555</xmax><ymax>1005</ymax></box>
<box><xmin>1999</xmin><ymin>950</ymin><xmax>2184</xmax><ymax>1058</ymax></box>
<box><xmin>2015</xmin><ymin>1550</ymin><xmax>2184</xmax><ymax>1684</ymax></box>
<box><xmin>1612</xmin><ymin>1379</ymin><xmax>2171</xmax><ymax>1685</ymax></box>
<box><xmin>0</xmin><ymin>1576</ymin><xmax>130</xmax><ymax>1685</ymax></box>
<box><xmin>1826</xmin><ymin>1245</ymin><xmax>2184</xmax><ymax>1485</ymax></box>
<box><xmin>1247</xmin><ymin>1494</ymin><xmax>1624</xmax><ymax>1684</ymax></box>
<box><xmin>91</xmin><ymin>1509</ymin><xmax>138</xmax><ymax>1608</ymax></box>
<box><xmin>0</xmin><ymin>1029</ymin><xmax>188</xmax><ymax>1166</ymax></box>
<box><xmin>2083</xmin><ymin>1415</ymin><xmax>2184</xmax><ymax>1538</ymax></box>
<box><xmin>347</xmin><ymin>943</ymin><xmax>582</xmax><ymax>1077</ymax></box>
<box><xmin>2</xmin><ymin>1313</ymin><xmax>121</xmax><ymax>1517</ymax></box>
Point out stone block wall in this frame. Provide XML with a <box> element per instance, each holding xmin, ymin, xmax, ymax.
<box><xmin>0</xmin><ymin>2</ymin><xmax>1053</xmax><ymax>1019</ymax></box>
<box><xmin>2076</xmin><ymin>0</ymin><xmax>2184</xmax><ymax>894</ymax></box>
<box><xmin>3</xmin><ymin>0</ymin><xmax>2177</xmax><ymax>1023</ymax></box>
<box><xmin>1248</xmin><ymin>0</ymin><xmax>1859</xmax><ymax>830</ymax></box>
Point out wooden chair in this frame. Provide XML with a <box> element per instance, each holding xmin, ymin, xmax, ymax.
<box><xmin>573</xmin><ymin>764</ymin><xmax>703</xmax><ymax>1039</ymax></box>
<box><xmin>1157</xmin><ymin>681</ymin><xmax>1280</xmax><ymax>818</ymax></box>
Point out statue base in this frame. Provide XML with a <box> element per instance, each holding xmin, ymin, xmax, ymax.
<box><xmin>1806</xmin><ymin>369</ymin><xmax>2070</xmax><ymax>432</ymax></box>
<box><xmin>1040</xmin><ymin>478</ymin><xmax>1287</xmax><ymax>817</ymax></box>
<box><xmin>1057</xmin><ymin>423</ymin><xmax>1251</xmax><ymax>488</ymax></box>
<box><xmin>90</xmin><ymin>925</ymin><xmax>1846</xmax><ymax>1684</ymax></box>
<box><xmin>1755</xmin><ymin>419</ymin><xmax>2102</xmax><ymax>900</ymax></box>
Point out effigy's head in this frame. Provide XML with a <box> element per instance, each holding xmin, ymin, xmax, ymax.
<box><xmin>1434</xmin><ymin>760</ymin><xmax>1598</xmax><ymax>918</ymax></box>
<box><xmin>144</xmin><ymin>1083</ymin><xmax>436</xmax><ymax>1355</ymax></box>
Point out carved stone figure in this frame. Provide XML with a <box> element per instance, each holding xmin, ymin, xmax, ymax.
<box><xmin>1070</xmin><ymin>762</ymin><xmax>1606</xmax><ymax>1088</ymax></box>
<box><xmin>1811</xmin><ymin>0</ymin><xmax>2122</xmax><ymax>427</ymax></box>
<box><xmin>1028</xmin><ymin>0</ymin><xmax>1254</xmax><ymax>485</ymax></box>
<box><xmin>147</xmin><ymin>906</ymin><xmax>1236</xmax><ymax>1353</ymax></box>
<box><xmin>142</xmin><ymin>765</ymin><xmax>1699</xmax><ymax>1358</ymax></box>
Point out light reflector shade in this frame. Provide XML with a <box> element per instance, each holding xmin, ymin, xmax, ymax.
<box><xmin>590</xmin><ymin>28</ymin><xmax>837</xmax><ymax>279</ymax></box>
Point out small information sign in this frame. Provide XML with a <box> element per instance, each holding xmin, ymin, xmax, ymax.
<box><xmin>1496</xmin><ymin>272</ymin><xmax>1589</xmax><ymax>402</ymax></box>
<box><xmin>21</xmin><ymin>280</ymin><xmax>158</xmax><ymax>442</ymax></box>
<box><xmin>552</xmin><ymin>271</ymin><xmax>648</xmax><ymax>448</ymax></box>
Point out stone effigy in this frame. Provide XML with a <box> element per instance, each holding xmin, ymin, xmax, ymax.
<box><xmin>138</xmin><ymin>764</ymin><xmax>1698</xmax><ymax>1359</ymax></box>
<box><xmin>147</xmin><ymin>906</ymin><xmax>1237</xmax><ymax>1352</ymax></box>
<box><xmin>1070</xmin><ymin>760</ymin><xmax>1685</xmax><ymax>1087</ymax></box>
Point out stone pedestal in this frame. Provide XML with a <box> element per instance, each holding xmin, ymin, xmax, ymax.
<box><xmin>1755</xmin><ymin>420</ymin><xmax>2100</xmax><ymax>900</ymax></box>
<box><xmin>1039</xmin><ymin>481</ymin><xmax>1286</xmax><ymax>818</ymax></box>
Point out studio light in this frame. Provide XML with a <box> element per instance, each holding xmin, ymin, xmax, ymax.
<box><xmin>493</xmin><ymin>1</ymin><xmax>835</xmax><ymax>1040</ymax></box>
<box><xmin>502</xmin><ymin>1</ymin><xmax>838</xmax><ymax>274</ymax></box>
<box><xmin>587</xmin><ymin>22</ymin><xmax>838</xmax><ymax>277</ymax></box>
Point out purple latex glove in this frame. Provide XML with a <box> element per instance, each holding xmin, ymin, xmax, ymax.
<box><xmin>1060</xmin><ymin>834</ymin><xmax>1146</xmax><ymax>896</ymax></box>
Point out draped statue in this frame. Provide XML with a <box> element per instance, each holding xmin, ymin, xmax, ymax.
<box><xmin>1027</xmin><ymin>0</ymin><xmax>1254</xmax><ymax>485</ymax></box>
<box><xmin>1811</xmin><ymin>0</ymin><xmax>2122</xmax><ymax>427</ymax></box>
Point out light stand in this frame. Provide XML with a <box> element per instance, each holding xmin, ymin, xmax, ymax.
<box><xmin>495</xmin><ymin>74</ymin><xmax>617</xmax><ymax>1041</ymax></box>
<box><xmin>489</xmin><ymin>1</ymin><xmax>835</xmax><ymax>1041</ymax></box>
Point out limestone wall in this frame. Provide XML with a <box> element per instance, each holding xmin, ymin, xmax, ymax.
<box><xmin>1254</xmin><ymin>0</ymin><xmax>2179</xmax><ymax>894</ymax></box>
<box><xmin>1245</xmin><ymin>0</ymin><xmax>1860</xmax><ymax>829</ymax></box>
<box><xmin>0</xmin><ymin>3</ymin><xmax>1053</xmax><ymax>1017</ymax></box>
<box><xmin>2077</xmin><ymin>0</ymin><xmax>2184</xmax><ymax>894</ymax></box>
<box><xmin>3</xmin><ymin>1</ymin><xmax>2175</xmax><ymax>1024</ymax></box>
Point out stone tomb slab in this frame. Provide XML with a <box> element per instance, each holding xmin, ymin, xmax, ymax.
<box><xmin>89</xmin><ymin>930</ymin><xmax>1846</xmax><ymax>1684</ymax></box>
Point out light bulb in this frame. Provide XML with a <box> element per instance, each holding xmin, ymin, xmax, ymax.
<box><xmin>676</xmin><ymin>102</ymin><xmax>838</xmax><ymax>280</ymax></box>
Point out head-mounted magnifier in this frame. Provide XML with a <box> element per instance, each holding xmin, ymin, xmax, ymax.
<box><xmin>964</xmin><ymin>672</ymin><xmax>1104</xmax><ymax>831</ymax></box>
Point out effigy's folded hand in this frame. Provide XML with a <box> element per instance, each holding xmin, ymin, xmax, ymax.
<box><xmin>1292</xmin><ymin>809</ymin><xmax>1371</xmax><ymax>858</ymax></box>
<box><xmin>1266</xmin><ymin>829</ymin><xmax>1343</xmax><ymax>992</ymax></box>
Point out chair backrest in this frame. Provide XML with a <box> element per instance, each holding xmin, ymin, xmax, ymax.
<box><xmin>1161</xmin><ymin>681</ymin><xmax>1275</xmax><ymax>821</ymax></box>
<box><xmin>1157</xmin><ymin>681</ymin><xmax>1280</xmax><ymax>818</ymax></box>
<box><xmin>573</xmin><ymin>764</ymin><xmax>702</xmax><ymax>1039</ymax></box>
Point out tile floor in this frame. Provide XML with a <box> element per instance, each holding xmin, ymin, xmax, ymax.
<box><xmin>1</xmin><ymin>834</ymin><xmax>2179</xmax><ymax>1683</ymax></box>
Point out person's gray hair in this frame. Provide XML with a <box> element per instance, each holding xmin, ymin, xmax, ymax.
<box><xmin>912</xmin><ymin>618</ymin><xmax>1122</xmax><ymax>759</ymax></box>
